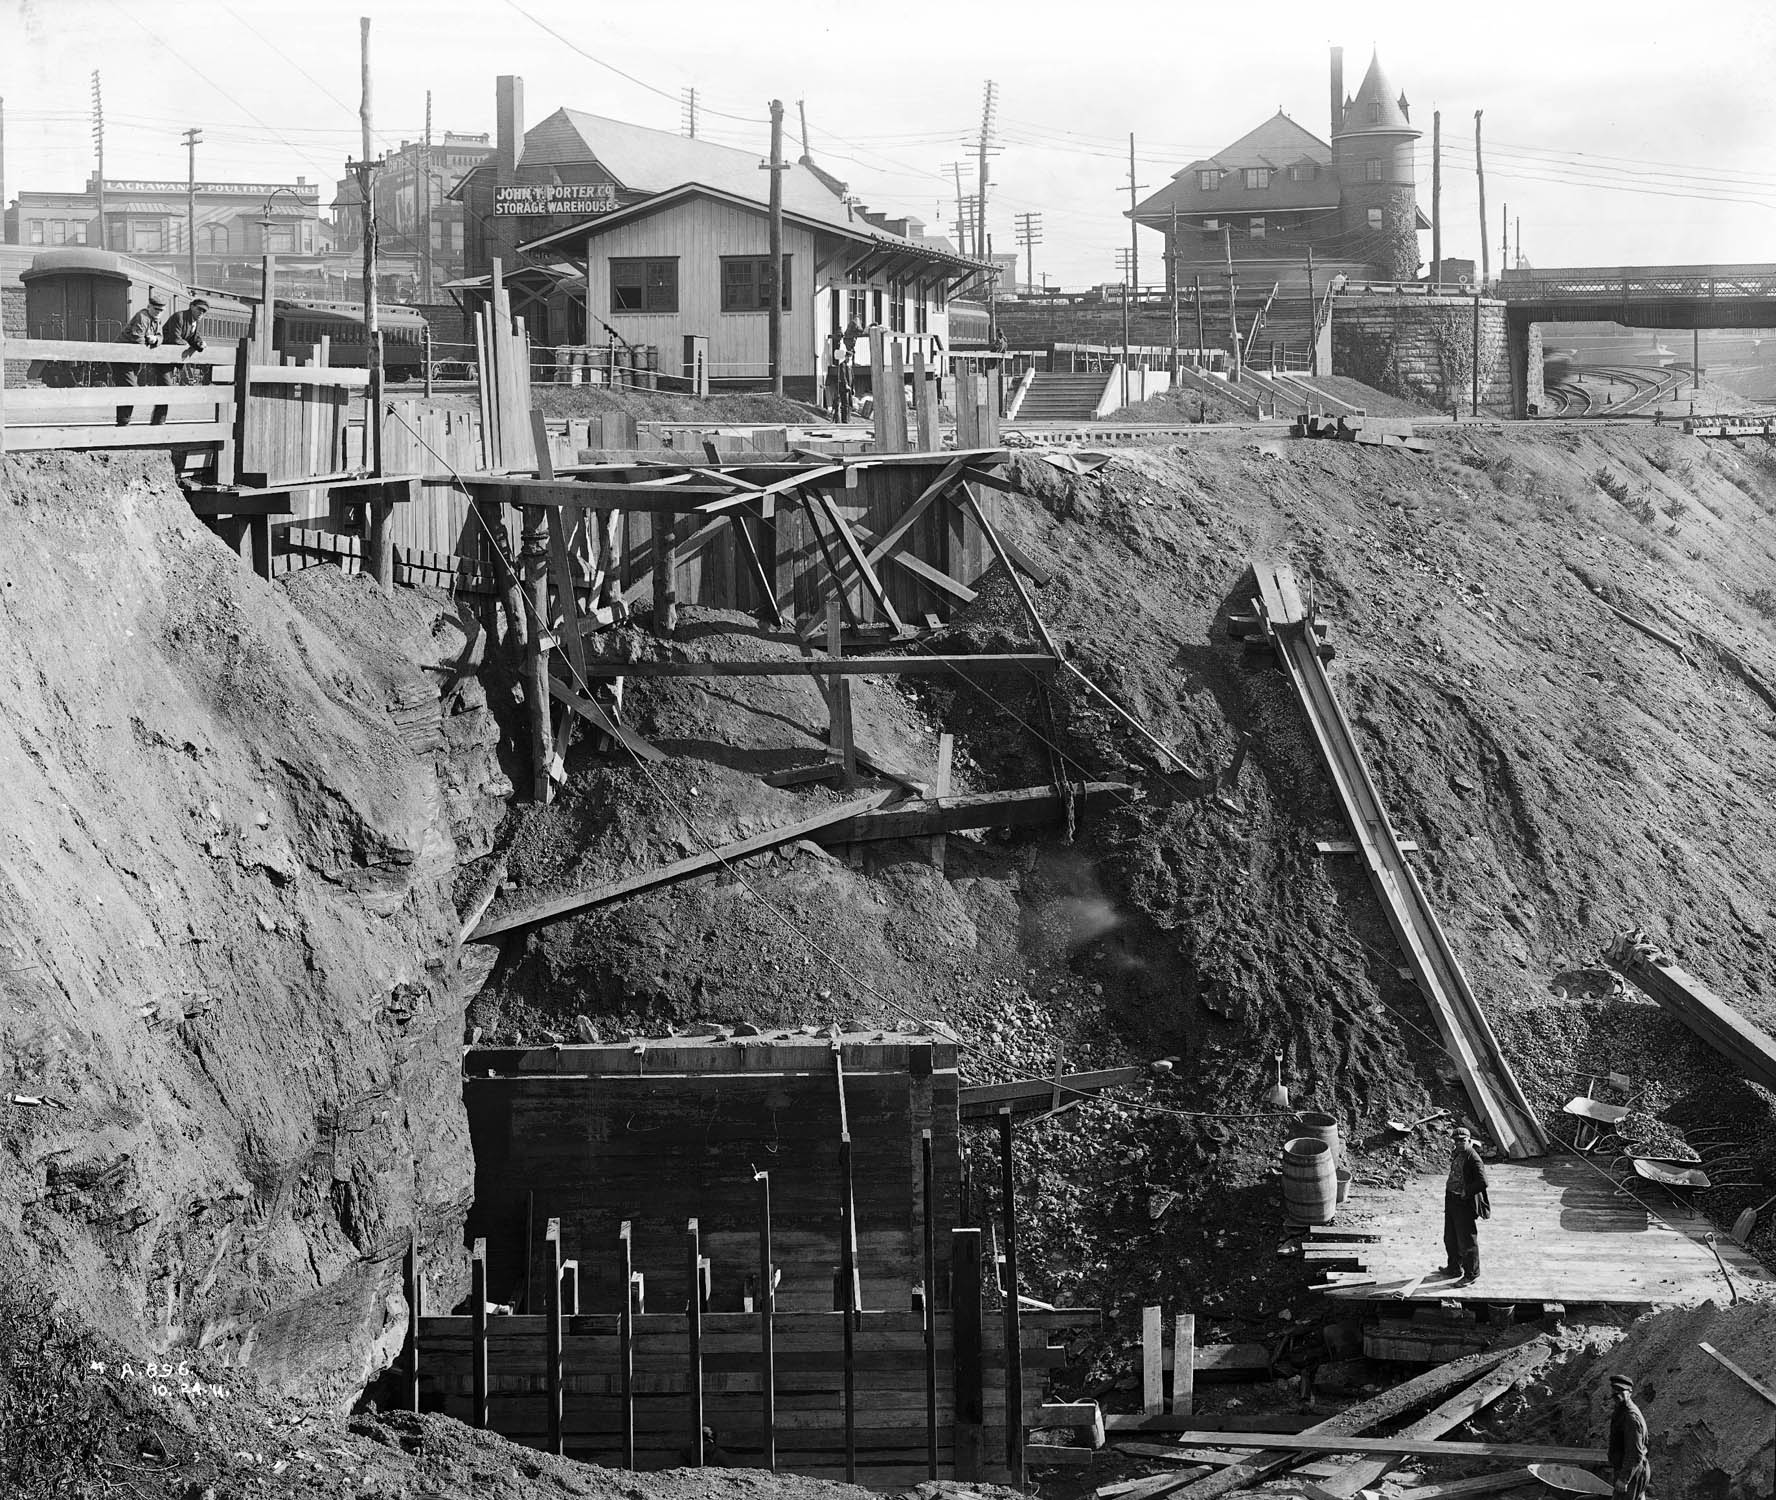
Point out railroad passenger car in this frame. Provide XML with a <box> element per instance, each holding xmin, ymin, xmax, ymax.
<box><xmin>273</xmin><ymin>299</ymin><xmax>429</xmax><ymax>379</ymax></box>
<box><xmin>21</xmin><ymin>247</ymin><xmax>251</xmax><ymax>384</ymax></box>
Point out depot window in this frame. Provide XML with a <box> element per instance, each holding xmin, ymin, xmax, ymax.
<box><xmin>1243</xmin><ymin>168</ymin><xmax>1271</xmax><ymax>190</ymax></box>
<box><xmin>1249</xmin><ymin>217</ymin><xmax>1266</xmax><ymax>239</ymax></box>
<box><xmin>720</xmin><ymin>255</ymin><xmax>792</xmax><ymax>313</ymax></box>
<box><xmin>611</xmin><ymin>257</ymin><xmax>679</xmax><ymax>313</ymax></box>
<box><xmin>1198</xmin><ymin>169</ymin><xmax>1219</xmax><ymax>191</ymax></box>
<box><xmin>1367</xmin><ymin>207</ymin><xmax>1384</xmax><ymax>229</ymax></box>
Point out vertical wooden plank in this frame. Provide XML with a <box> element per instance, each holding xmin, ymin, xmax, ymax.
<box><xmin>619</xmin><ymin>1220</ymin><xmax>635</xmax><ymax>1469</ymax></box>
<box><xmin>404</xmin><ymin>1233</ymin><xmax>422</xmax><ymax>1414</ymax></box>
<box><xmin>954</xmin><ymin>367</ymin><xmax>978</xmax><ymax>450</ymax></box>
<box><xmin>1172</xmin><ymin>1311</ymin><xmax>1195</xmax><ymax>1417</ymax></box>
<box><xmin>756</xmin><ymin>1170</ymin><xmax>776</xmax><ymax>1473</ymax></box>
<box><xmin>922</xmin><ymin>1129</ymin><xmax>938</xmax><ymax>1479</ymax></box>
<box><xmin>885</xmin><ymin>340</ymin><xmax>910</xmax><ymax>453</ymax></box>
<box><xmin>470</xmin><ymin>1237</ymin><xmax>489</xmax><ymax>1430</ymax></box>
<box><xmin>686</xmin><ymin>1218</ymin><xmax>705</xmax><ymax>1467</ymax></box>
<box><xmin>653</xmin><ymin>515</ymin><xmax>678</xmax><ymax>637</ymax></box>
<box><xmin>826</xmin><ymin>599</ymin><xmax>855</xmax><ymax>778</ymax></box>
<box><xmin>838</xmin><ymin>1131</ymin><xmax>857</xmax><ymax>1484</ymax></box>
<box><xmin>248</xmin><ymin>515</ymin><xmax>272</xmax><ymax>581</ymax></box>
<box><xmin>868</xmin><ymin>327</ymin><xmax>890</xmax><ymax>452</ymax></box>
<box><xmin>998</xmin><ymin>1108</ymin><xmax>1024</xmax><ymax>1489</ymax></box>
<box><xmin>0</xmin><ymin>310</ymin><xmax>8</xmax><ymax>457</ymax></box>
<box><xmin>545</xmin><ymin>1216</ymin><xmax>563</xmax><ymax>1456</ymax></box>
<box><xmin>930</xmin><ymin>733</ymin><xmax>955</xmax><ymax>870</ymax></box>
<box><xmin>952</xmin><ymin>1228</ymin><xmax>983</xmax><ymax>1481</ymax></box>
<box><xmin>230</xmin><ymin>338</ymin><xmax>252</xmax><ymax>486</ymax></box>
<box><xmin>912</xmin><ymin>353</ymin><xmax>939</xmax><ymax>453</ymax></box>
<box><xmin>1141</xmin><ymin>1305</ymin><xmax>1164</xmax><ymax>1415</ymax></box>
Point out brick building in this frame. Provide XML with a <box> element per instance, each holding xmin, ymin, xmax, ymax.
<box><xmin>4</xmin><ymin>174</ymin><xmax>324</xmax><ymax>295</ymax></box>
<box><xmin>1131</xmin><ymin>46</ymin><xmax>1428</xmax><ymax>294</ymax></box>
<box><xmin>331</xmin><ymin>131</ymin><xmax>492</xmax><ymax>300</ymax></box>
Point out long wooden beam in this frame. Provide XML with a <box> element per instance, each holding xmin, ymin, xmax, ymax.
<box><xmin>469</xmin><ymin>791</ymin><xmax>894</xmax><ymax>940</ymax></box>
<box><xmin>960</xmin><ymin>1065</ymin><xmax>1145</xmax><ymax>1120</ymax></box>
<box><xmin>815</xmin><ymin>781</ymin><xmax>1133</xmax><ymax>844</ymax></box>
<box><xmin>562</xmin><ymin>654</ymin><xmax>1058</xmax><ymax>678</ymax></box>
<box><xmin>1606</xmin><ymin>938</ymin><xmax>1776</xmax><ymax>1095</ymax></box>
<box><xmin>466</xmin><ymin>478</ymin><xmax>761</xmax><ymax>513</ymax></box>
<box><xmin>1123</xmin><ymin>1433</ymin><xmax>1605</xmax><ymax>1464</ymax></box>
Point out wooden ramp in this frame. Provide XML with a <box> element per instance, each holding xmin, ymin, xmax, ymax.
<box><xmin>1321</xmin><ymin>1158</ymin><xmax>1773</xmax><ymax>1306</ymax></box>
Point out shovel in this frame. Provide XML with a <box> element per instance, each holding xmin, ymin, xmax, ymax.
<box><xmin>1385</xmin><ymin>1108</ymin><xmax>1449</xmax><ymax>1135</ymax></box>
<box><xmin>1730</xmin><ymin>1190</ymin><xmax>1776</xmax><ymax>1246</ymax></box>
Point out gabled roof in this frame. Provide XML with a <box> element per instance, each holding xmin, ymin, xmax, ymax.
<box><xmin>526</xmin><ymin>109</ymin><xmax>862</xmax><ymax>233</ymax></box>
<box><xmin>1335</xmin><ymin>50</ymin><xmax>1418</xmax><ymax>138</ymax></box>
<box><xmin>1131</xmin><ymin>112</ymin><xmax>1338</xmax><ymax>222</ymax></box>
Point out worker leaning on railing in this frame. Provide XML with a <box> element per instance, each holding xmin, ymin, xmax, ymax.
<box><xmin>117</xmin><ymin>292</ymin><xmax>167</xmax><ymax>387</ymax></box>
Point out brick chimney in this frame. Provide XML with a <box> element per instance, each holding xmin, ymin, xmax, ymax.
<box><xmin>1330</xmin><ymin>46</ymin><xmax>1344</xmax><ymax>137</ymax></box>
<box><xmin>496</xmin><ymin>75</ymin><xmax>524</xmax><ymax>184</ymax></box>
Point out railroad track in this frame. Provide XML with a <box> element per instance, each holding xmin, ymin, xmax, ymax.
<box><xmin>1252</xmin><ymin>562</ymin><xmax>1549</xmax><ymax>1160</ymax></box>
<box><xmin>1541</xmin><ymin>380</ymin><xmax>1591</xmax><ymax>418</ymax></box>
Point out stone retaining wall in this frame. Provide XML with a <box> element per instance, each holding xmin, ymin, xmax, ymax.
<box><xmin>1332</xmin><ymin>293</ymin><xmax>1512</xmax><ymax>412</ymax></box>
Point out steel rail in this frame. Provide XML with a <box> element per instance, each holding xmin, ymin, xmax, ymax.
<box><xmin>1255</xmin><ymin>563</ymin><xmax>1548</xmax><ymax>1158</ymax></box>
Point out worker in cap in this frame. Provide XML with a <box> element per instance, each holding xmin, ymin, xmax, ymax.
<box><xmin>119</xmin><ymin>292</ymin><xmax>168</xmax><ymax>387</ymax></box>
<box><xmin>158</xmin><ymin>298</ymin><xmax>211</xmax><ymax>385</ymax></box>
<box><xmin>1608</xmin><ymin>1374</ymin><xmax>1649</xmax><ymax>1500</ymax></box>
<box><xmin>1431</xmin><ymin>1122</ymin><xmax>1490</xmax><ymax>1286</ymax></box>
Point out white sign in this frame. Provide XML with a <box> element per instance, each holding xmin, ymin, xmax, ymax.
<box><xmin>494</xmin><ymin>183</ymin><xmax>619</xmax><ymax>217</ymax></box>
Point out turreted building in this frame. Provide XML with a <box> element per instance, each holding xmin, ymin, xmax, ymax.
<box><xmin>1130</xmin><ymin>46</ymin><xmax>1428</xmax><ymax>297</ymax></box>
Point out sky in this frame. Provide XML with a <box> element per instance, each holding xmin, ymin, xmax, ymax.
<box><xmin>4</xmin><ymin>0</ymin><xmax>1774</xmax><ymax>286</ymax></box>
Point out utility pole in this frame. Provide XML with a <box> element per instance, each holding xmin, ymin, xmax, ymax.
<box><xmin>1501</xmin><ymin>203</ymin><xmax>1509</xmax><ymax>280</ymax></box>
<box><xmin>1223</xmin><ymin>224</ymin><xmax>1241</xmax><ymax>382</ymax></box>
<box><xmin>1</xmin><ymin>97</ymin><xmax>7</xmax><ymax>244</ymax></box>
<box><xmin>1515</xmin><ymin>215</ymin><xmax>1521</xmax><ymax>269</ymax></box>
<box><xmin>421</xmin><ymin>91</ymin><xmax>433</xmax><ymax>303</ymax></box>
<box><xmin>1124</xmin><ymin>134</ymin><xmax>1147</xmax><ymax>298</ymax></box>
<box><xmin>766</xmin><ymin>99</ymin><xmax>785</xmax><ymax>397</ymax></box>
<box><xmin>681</xmin><ymin>87</ymin><xmax>699</xmax><ymax>139</ymax></box>
<box><xmin>1014</xmin><ymin>211</ymin><xmax>1041</xmax><ymax>294</ymax></box>
<box><xmin>358</xmin><ymin>16</ymin><xmax>382</xmax><ymax>475</ymax></box>
<box><xmin>1305</xmin><ymin>245</ymin><xmax>1317</xmax><ymax>372</ymax></box>
<box><xmin>797</xmin><ymin>99</ymin><xmax>810</xmax><ymax>158</ymax></box>
<box><xmin>1471</xmin><ymin>292</ymin><xmax>1481</xmax><ymax>416</ymax></box>
<box><xmin>1431</xmin><ymin>109</ymin><xmax>1441</xmax><ymax>288</ymax></box>
<box><xmin>1169</xmin><ymin>204</ymin><xmax>1180</xmax><ymax>379</ymax></box>
<box><xmin>182</xmin><ymin>128</ymin><xmax>201</xmax><ymax>286</ymax></box>
<box><xmin>1193</xmin><ymin>274</ymin><xmax>1204</xmax><ymax>368</ymax></box>
<box><xmin>92</xmin><ymin>72</ymin><xmax>105</xmax><ymax>251</ymax></box>
<box><xmin>1474</xmin><ymin>109</ymin><xmax>1489</xmax><ymax>290</ymax></box>
<box><xmin>975</xmin><ymin>81</ymin><xmax>998</xmax><ymax>261</ymax></box>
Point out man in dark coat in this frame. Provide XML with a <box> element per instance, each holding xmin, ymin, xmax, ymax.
<box><xmin>1433</xmin><ymin>1123</ymin><xmax>1490</xmax><ymax>1285</ymax></box>
<box><xmin>157</xmin><ymin>299</ymin><xmax>209</xmax><ymax>384</ymax></box>
<box><xmin>1608</xmin><ymin>1374</ymin><xmax>1650</xmax><ymax>1500</ymax></box>
<box><xmin>118</xmin><ymin>292</ymin><xmax>166</xmax><ymax>386</ymax></box>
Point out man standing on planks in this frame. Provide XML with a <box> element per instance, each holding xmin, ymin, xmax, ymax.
<box><xmin>1431</xmin><ymin>1122</ymin><xmax>1490</xmax><ymax>1286</ymax></box>
<box><xmin>1608</xmin><ymin>1374</ymin><xmax>1650</xmax><ymax>1500</ymax></box>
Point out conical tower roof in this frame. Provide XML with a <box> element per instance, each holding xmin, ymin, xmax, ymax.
<box><xmin>1334</xmin><ymin>49</ymin><xmax>1419</xmax><ymax>139</ymax></box>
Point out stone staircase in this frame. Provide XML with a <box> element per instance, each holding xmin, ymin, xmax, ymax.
<box><xmin>1012</xmin><ymin>371</ymin><xmax>1112</xmax><ymax>422</ymax></box>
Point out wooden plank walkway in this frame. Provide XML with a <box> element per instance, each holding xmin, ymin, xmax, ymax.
<box><xmin>1321</xmin><ymin>1158</ymin><xmax>1773</xmax><ymax>1305</ymax></box>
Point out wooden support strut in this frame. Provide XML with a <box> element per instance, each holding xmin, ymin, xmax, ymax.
<box><xmin>836</xmin><ymin>1046</ymin><xmax>859</xmax><ymax>1484</ymax></box>
<box><xmin>405</xmin><ymin>1234</ymin><xmax>422</xmax><ymax>1414</ymax></box>
<box><xmin>545</xmin><ymin>1217</ymin><xmax>564</xmax><ymax>1455</ymax></box>
<box><xmin>756</xmin><ymin>1172</ymin><xmax>777</xmax><ymax>1473</ymax></box>
<box><xmin>687</xmin><ymin>1218</ymin><xmax>704</xmax><ymax>1467</ymax></box>
<box><xmin>470</xmin><ymin>1238</ymin><xmax>489</xmax><ymax>1430</ymax></box>
<box><xmin>952</xmin><ymin>1227</ymin><xmax>985</xmax><ymax>1482</ymax></box>
<box><xmin>619</xmin><ymin>1220</ymin><xmax>635</xmax><ymax>1469</ymax></box>
<box><xmin>999</xmin><ymin>1107</ymin><xmax>1025</xmax><ymax>1489</ymax></box>
<box><xmin>922</xmin><ymin>1128</ymin><xmax>939</xmax><ymax>1479</ymax></box>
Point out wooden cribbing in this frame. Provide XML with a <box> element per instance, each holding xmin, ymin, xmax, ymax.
<box><xmin>1172</xmin><ymin>1313</ymin><xmax>1195</xmax><ymax>1416</ymax></box>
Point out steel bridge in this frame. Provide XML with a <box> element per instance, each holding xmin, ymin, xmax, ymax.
<box><xmin>1499</xmin><ymin>263</ymin><xmax>1776</xmax><ymax>415</ymax></box>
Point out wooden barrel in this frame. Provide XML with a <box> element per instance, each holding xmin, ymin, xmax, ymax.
<box><xmin>1294</xmin><ymin>1111</ymin><xmax>1340</xmax><ymax>1159</ymax></box>
<box><xmin>1282</xmin><ymin>1137</ymin><xmax>1338</xmax><ymax>1225</ymax></box>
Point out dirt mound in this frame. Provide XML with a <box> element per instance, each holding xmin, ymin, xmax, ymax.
<box><xmin>0</xmin><ymin>452</ymin><xmax>500</xmax><ymax>1405</ymax></box>
<box><xmin>1527</xmin><ymin>1301</ymin><xmax>1776</xmax><ymax>1499</ymax></box>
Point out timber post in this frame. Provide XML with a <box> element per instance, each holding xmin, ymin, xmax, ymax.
<box><xmin>470</xmin><ymin>1238</ymin><xmax>488</xmax><ymax>1429</ymax></box>
<box><xmin>619</xmin><ymin>1220</ymin><xmax>635</xmax><ymax>1468</ymax></box>
<box><xmin>521</xmin><ymin>503</ymin><xmax>552</xmax><ymax>799</ymax></box>
<box><xmin>756</xmin><ymin>1169</ymin><xmax>777</xmax><ymax>1472</ymax></box>
<box><xmin>404</xmin><ymin>1232</ymin><xmax>422</xmax><ymax>1414</ymax></box>
<box><xmin>545</xmin><ymin>1217</ymin><xmax>563</xmax><ymax>1455</ymax></box>
<box><xmin>687</xmin><ymin>1218</ymin><xmax>705</xmax><ymax>1465</ymax></box>
<box><xmin>952</xmin><ymin>1227</ymin><xmax>984</xmax><ymax>1480</ymax></box>
<box><xmin>922</xmin><ymin>1128</ymin><xmax>938</xmax><ymax>1478</ymax></box>
<box><xmin>998</xmin><ymin>1107</ymin><xmax>1024</xmax><ymax>1488</ymax></box>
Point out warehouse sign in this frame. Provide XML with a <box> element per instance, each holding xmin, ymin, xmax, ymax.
<box><xmin>494</xmin><ymin>184</ymin><xmax>620</xmax><ymax>217</ymax></box>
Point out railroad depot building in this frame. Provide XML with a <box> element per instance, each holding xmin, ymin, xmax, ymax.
<box><xmin>450</xmin><ymin>76</ymin><xmax>987</xmax><ymax>398</ymax></box>
<box><xmin>1131</xmin><ymin>45</ymin><xmax>1429</xmax><ymax>294</ymax></box>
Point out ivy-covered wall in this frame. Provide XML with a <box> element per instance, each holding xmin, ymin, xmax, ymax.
<box><xmin>1331</xmin><ymin>292</ymin><xmax>1511</xmax><ymax>411</ymax></box>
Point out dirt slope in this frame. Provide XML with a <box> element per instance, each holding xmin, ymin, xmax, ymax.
<box><xmin>0</xmin><ymin>453</ymin><xmax>501</xmax><ymax>1408</ymax></box>
<box><xmin>484</xmin><ymin>423</ymin><xmax>1776</xmax><ymax>1333</ymax></box>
